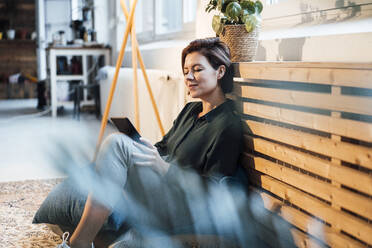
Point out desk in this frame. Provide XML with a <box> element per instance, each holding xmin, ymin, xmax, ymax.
<box><xmin>47</xmin><ymin>46</ymin><xmax>111</xmax><ymax>117</ymax></box>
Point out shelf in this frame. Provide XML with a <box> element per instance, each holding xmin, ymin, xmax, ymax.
<box><xmin>56</xmin><ymin>75</ymin><xmax>85</xmax><ymax>81</ymax></box>
<box><xmin>0</xmin><ymin>39</ymin><xmax>36</xmax><ymax>43</ymax></box>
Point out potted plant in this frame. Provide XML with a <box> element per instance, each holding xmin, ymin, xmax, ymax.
<box><xmin>5</xmin><ymin>0</ymin><xmax>17</xmax><ymax>40</ymax></box>
<box><xmin>206</xmin><ymin>0</ymin><xmax>263</xmax><ymax>62</ymax></box>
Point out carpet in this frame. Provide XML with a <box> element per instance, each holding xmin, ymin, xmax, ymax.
<box><xmin>0</xmin><ymin>178</ymin><xmax>64</xmax><ymax>247</ymax></box>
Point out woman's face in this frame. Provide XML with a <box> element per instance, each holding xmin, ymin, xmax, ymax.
<box><xmin>183</xmin><ymin>51</ymin><xmax>224</xmax><ymax>100</ymax></box>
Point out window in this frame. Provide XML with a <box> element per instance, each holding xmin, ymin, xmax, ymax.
<box><xmin>116</xmin><ymin>0</ymin><xmax>197</xmax><ymax>44</ymax></box>
<box><xmin>71</xmin><ymin>0</ymin><xmax>83</xmax><ymax>21</ymax></box>
<box><xmin>266</xmin><ymin>0</ymin><xmax>281</xmax><ymax>5</ymax></box>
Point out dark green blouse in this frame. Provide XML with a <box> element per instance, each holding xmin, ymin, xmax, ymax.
<box><xmin>155</xmin><ymin>99</ymin><xmax>243</xmax><ymax>182</ymax></box>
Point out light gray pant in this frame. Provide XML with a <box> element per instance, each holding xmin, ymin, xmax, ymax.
<box><xmin>93</xmin><ymin>133</ymin><xmax>197</xmax><ymax>235</ymax></box>
<box><xmin>93</xmin><ymin>134</ymin><xmax>292</xmax><ymax>248</ymax></box>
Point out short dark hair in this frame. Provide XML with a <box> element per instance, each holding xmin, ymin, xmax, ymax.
<box><xmin>181</xmin><ymin>37</ymin><xmax>234</xmax><ymax>94</ymax></box>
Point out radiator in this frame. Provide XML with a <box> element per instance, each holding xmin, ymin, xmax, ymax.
<box><xmin>98</xmin><ymin>66</ymin><xmax>185</xmax><ymax>143</ymax></box>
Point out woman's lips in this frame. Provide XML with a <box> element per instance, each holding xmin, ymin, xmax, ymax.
<box><xmin>188</xmin><ymin>84</ymin><xmax>198</xmax><ymax>89</ymax></box>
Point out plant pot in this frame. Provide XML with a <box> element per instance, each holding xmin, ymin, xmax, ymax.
<box><xmin>7</xmin><ymin>29</ymin><xmax>16</xmax><ymax>40</ymax></box>
<box><xmin>19</xmin><ymin>29</ymin><xmax>28</xmax><ymax>40</ymax></box>
<box><xmin>219</xmin><ymin>24</ymin><xmax>259</xmax><ymax>62</ymax></box>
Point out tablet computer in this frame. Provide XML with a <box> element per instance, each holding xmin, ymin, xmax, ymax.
<box><xmin>110</xmin><ymin>117</ymin><xmax>142</xmax><ymax>144</ymax></box>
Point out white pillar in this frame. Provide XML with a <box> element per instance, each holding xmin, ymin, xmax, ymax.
<box><xmin>36</xmin><ymin>0</ymin><xmax>47</xmax><ymax>80</ymax></box>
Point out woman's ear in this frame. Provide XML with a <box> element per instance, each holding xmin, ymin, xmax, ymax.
<box><xmin>217</xmin><ymin>65</ymin><xmax>226</xmax><ymax>79</ymax></box>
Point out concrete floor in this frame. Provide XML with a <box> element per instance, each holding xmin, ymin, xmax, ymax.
<box><xmin>0</xmin><ymin>99</ymin><xmax>116</xmax><ymax>182</ymax></box>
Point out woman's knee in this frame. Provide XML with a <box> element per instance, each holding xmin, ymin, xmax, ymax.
<box><xmin>102</xmin><ymin>133</ymin><xmax>131</xmax><ymax>152</ymax></box>
<box><xmin>97</xmin><ymin>133</ymin><xmax>134</xmax><ymax>170</ymax></box>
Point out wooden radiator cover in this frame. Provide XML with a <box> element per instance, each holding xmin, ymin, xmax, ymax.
<box><xmin>232</xmin><ymin>62</ymin><xmax>372</xmax><ymax>248</ymax></box>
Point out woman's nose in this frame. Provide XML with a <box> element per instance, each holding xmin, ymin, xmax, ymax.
<box><xmin>185</xmin><ymin>71</ymin><xmax>194</xmax><ymax>80</ymax></box>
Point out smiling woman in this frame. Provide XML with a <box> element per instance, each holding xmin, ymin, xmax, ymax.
<box><xmin>46</xmin><ymin>37</ymin><xmax>287</xmax><ymax>248</ymax></box>
<box><xmin>182</xmin><ymin>38</ymin><xmax>234</xmax><ymax>104</ymax></box>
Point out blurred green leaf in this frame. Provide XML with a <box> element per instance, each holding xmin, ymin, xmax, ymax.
<box><xmin>205</xmin><ymin>0</ymin><xmax>218</xmax><ymax>13</ymax></box>
<box><xmin>217</xmin><ymin>0</ymin><xmax>225</xmax><ymax>11</ymax></box>
<box><xmin>226</xmin><ymin>2</ymin><xmax>242</xmax><ymax>22</ymax></box>
<box><xmin>212</xmin><ymin>15</ymin><xmax>224</xmax><ymax>35</ymax></box>
<box><xmin>240</xmin><ymin>0</ymin><xmax>255</xmax><ymax>15</ymax></box>
<box><xmin>255</xmin><ymin>0</ymin><xmax>263</xmax><ymax>14</ymax></box>
<box><xmin>243</xmin><ymin>15</ymin><xmax>257</xmax><ymax>32</ymax></box>
<box><xmin>218</xmin><ymin>0</ymin><xmax>238</xmax><ymax>13</ymax></box>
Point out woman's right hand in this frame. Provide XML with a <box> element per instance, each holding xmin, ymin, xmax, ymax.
<box><xmin>132</xmin><ymin>137</ymin><xmax>170</xmax><ymax>176</ymax></box>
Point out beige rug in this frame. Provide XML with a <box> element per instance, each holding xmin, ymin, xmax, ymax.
<box><xmin>0</xmin><ymin>178</ymin><xmax>64</xmax><ymax>247</ymax></box>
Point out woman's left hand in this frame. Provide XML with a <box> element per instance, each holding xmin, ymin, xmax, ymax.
<box><xmin>132</xmin><ymin>137</ymin><xmax>170</xmax><ymax>176</ymax></box>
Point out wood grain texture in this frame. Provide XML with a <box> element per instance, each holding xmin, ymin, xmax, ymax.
<box><xmin>243</xmin><ymin>119</ymin><xmax>372</xmax><ymax>169</ymax></box>
<box><xmin>258</xmin><ymin>190</ymin><xmax>366</xmax><ymax>248</ymax></box>
<box><xmin>235</xmin><ymin>62</ymin><xmax>372</xmax><ymax>70</ymax></box>
<box><xmin>239</xmin><ymin>85</ymin><xmax>372</xmax><ymax>116</ymax></box>
<box><xmin>244</xmin><ymin>135</ymin><xmax>372</xmax><ymax>196</ymax></box>
<box><xmin>244</xmin><ymin>153</ymin><xmax>372</xmax><ymax>220</ymax></box>
<box><xmin>246</xmin><ymin>170</ymin><xmax>372</xmax><ymax>245</ymax></box>
<box><xmin>290</xmin><ymin>228</ymin><xmax>325</xmax><ymax>248</ymax></box>
<box><xmin>236</xmin><ymin>64</ymin><xmax>372</xmax><ymax>89</ymax></box>
<box><xmin>242</xmin><ymin>101</ymin><xmax>372</xmax><ymax>142</ymax></box>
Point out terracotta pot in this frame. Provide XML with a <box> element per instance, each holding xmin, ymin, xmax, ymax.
<box><xmin>19</xmin><ymin>29</ymin><xmax>28</xmax><ymax>40</ymax></box>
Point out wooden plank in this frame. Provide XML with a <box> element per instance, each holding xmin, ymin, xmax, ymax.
<box><xmin>235</xmin><ymin>65</ymin><xmax>372</xmax><ymax>89</ymax></box>
<box><xmin>243</xmin><ymin>119</ymin><xmax>372</xmax><ymax>170</ymax></box>
<box><xmin>239</xmin><ymin>85</ymin><xmax>372</xmax><ymax>116</ymax></box>
<box><xmin>235</xmin><ymin>62</ymin><xmax>372</xmax><ymax>70</ymax></box>
<box><xmin>244</xmin><ymin>136</ymin><xmax>372</xmax><ymax>196</ymax></box>
<box><xmin>329</xmin><ymin>88</ymin><xmax>343</xmax><ymax>233</ymax></box>
<box><xmin>244</xmin><ymin>154</ymin><xmax>372</xmax><ymax>220</ymax></box>
<box><xmin>245</xmin><ymin>170</ymin><xmax>372</xmax><ymax>245</ymax></box>
<box><xmin>258</xmin><ymin>190</ymin><xmax>366</xmax><ymax>248</ymax></box>
<box><xmin>242</xmin><ymin>101</ymin><xmax>372</xmax><ymax>142</ymax></box>
<box><xmin>290</xmin><ymin>228</ymin><xmax>325</xmax><ymax>248</ymax></box>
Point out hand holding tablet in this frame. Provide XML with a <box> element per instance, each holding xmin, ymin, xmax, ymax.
<box><xmin>110</xmin><ymin>117</ymin><xmax>144</xmax><ymax>145</ymax></box>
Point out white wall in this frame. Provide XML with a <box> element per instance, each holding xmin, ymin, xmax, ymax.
<box><xmin>91</xmin><ymin>0</ymin><xmax>372</xmax><ymax>138</ymax></box>
<box><xmin>45</xmin><ymin>0</ymin><xmax>72</xmax><ymax>43</ymax></box>
<box><xmin>93</xmin><ymin>0</ymin><xmax>113</xmax><ymax>46</ymax></box>
<box><xmin>109</xmin><ymin>1</ymin><xmax>211</xmax><ymax>74</ymax></box>
<box><xmin>106</xmin><ymin>0</ymin><xmax>372</xmax><ymax>74</ymax></box>
<box><xmin>255</xmin><ymin>0</ymin><xmax>372</xmax><ymax>62</ymax></box>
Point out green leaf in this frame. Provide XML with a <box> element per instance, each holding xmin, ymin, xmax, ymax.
<box><xmin>218</xmin><ymin>0</ymin><xmax>238</xmax><ymax>13</ymax></box>
<box><xmin>221</xmin><ymin>17</ymin><xmax>228</xmax><ymax>24</ymax></box>
<box><xmin>225</xmin><ymin>2</ymin><xmax>242</xmax><ymax>22</ymax></box>
<box><xmin>243</xmin><ymin>14</ymin><xmax>257</xmax><ymax>32</ymax></box>
<box><xmin>212</xmin><ymin>15</ymin><xmax>224</xmax><ymax>35</ymax></box>
<box><xmin>217</xmin><ymin>0</ymin><xmax>225</xmax><ymax>11</ymax></box>
<box><xmin>205</xmin><ymin>0</ymin><xmax>218</xmax><ymax>13</ymax></box>
<box><xmin>255</xmin><ymin>0</ymin><xmax>263</xmax><ymax>14</ymax></box>
<box><xmin>240</xmin><ymin>0</ymin><xmax>255</xmax><ymax>14</ymax></box>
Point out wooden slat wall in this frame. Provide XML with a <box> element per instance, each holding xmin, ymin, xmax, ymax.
<box><xmin>233</xmin><ymin>62</ymin><xmax>372</xmax><ymax>247</ymax></box>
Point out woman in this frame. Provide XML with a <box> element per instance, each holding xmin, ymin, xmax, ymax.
<box><xmin>61</xmin><ymin>37</ymin><xmax>243</xmax><ymax>248</ymax></box>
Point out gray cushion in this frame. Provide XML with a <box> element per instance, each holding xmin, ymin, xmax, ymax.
<box><xmin>33</xmin><ymin>178</ymin><xmax>123</xmax><ymax>232</ymax></box>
